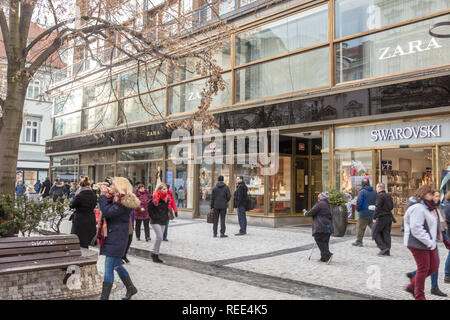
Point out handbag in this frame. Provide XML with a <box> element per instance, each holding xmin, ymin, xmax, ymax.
<box><xmin>207</xmin><ymin>208</ymin><xmax>214</xmax><ymax>223</ymax></box>
<box><xmin>168</xmin><ymin>209</ymin><xmax>175</xmax><ymax>221</ymax></box>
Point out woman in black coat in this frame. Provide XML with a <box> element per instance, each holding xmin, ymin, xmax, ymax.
<box><xmin>305</xmin><ymin>192</ymin><xmax>334</xmax><ymax>264</ymax></box>
<box><xmin>70</xmin><ymin>177</ymin><xmax>97</xmax><ymax>248</ymax></box>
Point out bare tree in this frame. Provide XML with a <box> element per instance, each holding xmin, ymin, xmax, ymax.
<box><xmin>0</xmin><ymin>0</ymin><xmax>237</xmax><ymax>195</ymax></box>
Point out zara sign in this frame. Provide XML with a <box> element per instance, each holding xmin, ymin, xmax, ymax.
<box><xmin>378</xmin><ymin>38</ymin><xmax>442</xmax><ymax>60</ymax></box>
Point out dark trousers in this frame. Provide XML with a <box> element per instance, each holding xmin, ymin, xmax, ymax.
<box><xmin>122</xmin><ymin>234</ymin><xmax>133</xmax><ymax>259</ymax></box>
<box><xmin>313</xmin><ymin>232</ymin><xmax>332</xmax><ymax>261</ymax></box>
<box><xmin>213</xmin><ymin>208</ymin><xmax>227</xmax><ymax>236</ymax></box>
<box><xmin>135</xmin><ymin>219</ymin><xmax>150</xmax><ymax>240</ymax></box>
<box><xmin>238</xmin><ymin>206</ymin><xmax>247</xmax><ymax>234</ymax></box>
<box><xmin>373</xmin><ymin>215</ymin><xmax>392</xmax><ymax>251</ymax></box>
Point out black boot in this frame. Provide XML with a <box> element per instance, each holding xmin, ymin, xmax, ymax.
<box><xmin>151</xmin><ymin>253</ymin><xmax>164</xmax><ymax>263</ymax></box>
<box><xmin>100</xmin><ymin>282</ymin><xmax>113</xmax><ymax>300</ymax></box>
<box><xmin>122</xmin><ymin>256</ymin><xmax>130</xmax><ymax>263</ymax></box>
<box><xmin>120</xmin><ymin>276</ymin><xmax>138</xmax><ymax>300</ymax></box>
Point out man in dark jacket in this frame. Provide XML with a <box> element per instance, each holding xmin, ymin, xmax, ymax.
<box><xmin>353</xmin><ymin>179</ymin><xmax>377</xmax><ymax>247</ymax></box>
<box><xmin>49</xmin><ymin>179</ymin><xmax>65</xmax><ymax>202</ymax></box>
<box><xmin>305</xmin><ymin>192</ymin><xmax>333</xmax><ymax>264</ymax></box>
<box><xmin>372</xmin><ymin>183</ymin><xmax>394</xmax><ymax>256</ymax></box>
<box><xmin>40</xmin><ymin>177</ymin><xmax>52</xmax><ymax>199</ymax></box>
<box><xmin>233</xmin><ymin>176</ymin><xmax>248</xmax><ymax>236</ymax></box>
<box><xmin>210</xmin><ymin>176</ymin><xmax>231</xmax><ymax>238</ymax></box>
<box><xmin>63</xmin><ymin>180</ymin><xmax>71</xmax><ymax>199</ymax></box>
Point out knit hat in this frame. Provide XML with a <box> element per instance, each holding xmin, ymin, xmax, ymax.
<box><xmin>318</xmin><ymin>192</ymin><xmax>329</xmax><ymax>200</ymax></box>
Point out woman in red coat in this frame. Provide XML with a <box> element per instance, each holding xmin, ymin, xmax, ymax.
<box><xmin>134</xmin><ymin>184</ymin><xmax>152</xmax><ymax>241</ymax></box>
<box><xmin>163</xmin><ymin>185</ymin><xmax>178</xmax><ymax>241</ymax></box>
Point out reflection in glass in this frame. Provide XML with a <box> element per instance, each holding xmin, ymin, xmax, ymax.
<box><xmin>84</xmin><ymin>78</ymin><xmax>117</xmax><ymax>107</ymax></box>
<box><xmin>122</xmin><ymin>90</ymin><xmax>166</xmax><ymax>123</ymax></box>
<box><xmin>120</xmin><ymin>67</ymin><xmax>166</xmax><ymax>97</ymax></box>
<box><xmin>54</xmin><ymin>112</ymin><xmax>81</xmax><ymax>136</ymax></box>
<box><xmin>119</xmin><ymin>146</ymin><xmax>164</xmax><ymax>162</ymax></box>
<box><xmin>439</xmin><ymin>146</ymin><xmax>450</xmax><ymax>200</ymax></box>
<box><xmin>236</xmin><ymin>47</ymin><xmax>329</xmax><ymax>102</ymax></box>
<box><xmin>335</xmin><ymin>0</ymin><xmax>450</xmax><ymax>39</ymax></box>
<box><xmin>236</xmin><ymin>4</ymin><xmax>328</xmax><ymax>65</ymax></box>
<box><xmin>336</xmin><ymin>14</ymin><xmax>450</xmax><ymax>83</ymax></box>
<box><xmin>83</xmin><ymin>103</ymin><xmax>118</xmax><ymax>130</ymax></box>
<box><xmin>54</xmin><ymin>88</ymin><xmax>83</xmax><ymax>115</ymax></box>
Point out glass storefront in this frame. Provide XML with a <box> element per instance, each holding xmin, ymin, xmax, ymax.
<box><xmin>122</xmin><ymin>90</ymin><xmax>166</xmax><ymax>123</ymax></box>
<box><xmin>167</xmin><ymin>144</ymin><xmax>194</xmax><ymax>209</ymax></box>
<box><xmin>269</xmin><ymin>156</ymin><xmax>291</xmax><ymax>214</ymax></box>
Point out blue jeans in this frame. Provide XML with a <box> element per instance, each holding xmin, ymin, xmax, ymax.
<box><xmin>410</xmin><ymin>246</ymin><xmax>440</xmax><ymax>289</ymax></box>
<box><xmin>104</xmin><ymin>256</ymin><xmax>129</xmax><ymax>284</ymax></box>
<box><xmin>238</xmin><ymin>206</ymin><xmax>247</xmax><ymax>234</ymax></box>
<box><xmin>445</xmin><ymin>250</ymin><xmax>450</xmax><ymax>279</ymax></box>
<box><xmin>163</xmin><ymin>220</ymin><xmax>169</xmax><ymax>240</ymax></box>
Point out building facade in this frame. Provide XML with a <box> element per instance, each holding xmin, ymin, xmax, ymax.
<box><xmin>46</xmin><ymin>0</ymin><xmax>450</xmax><ymax>228</ymax></box>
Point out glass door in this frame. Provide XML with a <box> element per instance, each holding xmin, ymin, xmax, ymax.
<box><xmin>295</xmin><ymin>158</ymin><xmax>308</xmax><ymax>213</ymax></box>
<box><xmin>198</xmin><ymin>164</ymin><xmax>213</xmax><ymax>217</ymax></box>
<box><xmin>310</xmin><ymin>156</ymin><xmax>322</xmax><ymax>208</ymax></box>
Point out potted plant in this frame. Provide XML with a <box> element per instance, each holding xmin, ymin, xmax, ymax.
<box><xmin>328</xmin><ymin>189</ymin><xmax>349</xmax><ymax>237</ymax></box>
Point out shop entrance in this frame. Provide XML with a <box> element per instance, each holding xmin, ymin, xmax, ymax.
<box><xmin>380</xmin><ymin>147</ymin><xmax>433</xmax><ymax>234</ymax></box>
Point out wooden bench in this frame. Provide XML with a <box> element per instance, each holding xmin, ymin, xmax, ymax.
<box><xmin>0</xmin><ymin>234</ymin><xmax>97</xmax><ymax>276</ymax></box>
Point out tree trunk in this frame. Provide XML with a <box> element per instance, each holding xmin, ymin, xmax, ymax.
<box><xmin>0</xmin><ymin>81</ymin><xmax>26</xmax><ymax>196</ymax></box>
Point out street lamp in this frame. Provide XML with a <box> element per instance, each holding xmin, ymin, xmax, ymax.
<box><xmin>429</xmin><ymin>21</ymin><xmax>450</xmax><ymax>38</ymax></box>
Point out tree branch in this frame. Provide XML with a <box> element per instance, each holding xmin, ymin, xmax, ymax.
<box><xmin>19</xmin><ymin>0</ymin><xmax>36</xmax><ymax>52</ymax></box>
<box><xmin>0</xmin><ymin>7</ymin><xmax>10</xmax><ymax>59</ymax></box>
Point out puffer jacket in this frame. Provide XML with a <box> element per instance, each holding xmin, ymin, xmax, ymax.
<box><xmin>99</xmin><ymin>193</ymin><xmax>140</xmax><ymax>258</ymax></box>
<box><xmin>374</xmin><ymin>191</ymin><xmax>394</xmax><ymax>219</ymax></box>
<box><xmin>404</xmin><ymin>202</ymin><xmax>438</xmax><ymax>250</ymax></box>
<box><xmin>134</xmin><ymin>189</ymin><xmax>151</xmax><ymax>220</ymax></box>
<box><xmin>356</xmin><ymin>185</ymin><xmax>377</xmax><ymax>219</ymax></box>
<box><xmin>305</xmin><ymin>199</ymin><xmax>333</xmax><ymax>236</ymax></box>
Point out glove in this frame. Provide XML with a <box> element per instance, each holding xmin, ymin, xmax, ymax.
<box><xmin>175</xmin><ymin>211</ymin><xmax>178</xmax><ymax>218</ymax></box>
<box><xmin>444</xmin><ymin>240</ymin><xmax>450</xmax><ymax>251</ymax></box>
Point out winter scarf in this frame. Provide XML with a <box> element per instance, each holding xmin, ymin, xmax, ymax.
<box><xmin>153</xmin><ymin>190</ymin><xmax>168</xmax><ymax>206</ymax></box>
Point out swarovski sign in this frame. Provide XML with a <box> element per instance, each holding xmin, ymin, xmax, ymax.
<box><xmin>378</xmin><ymin>38</ymin><xmax>442</xmax><ymax>60</ymax></box>
<box><xmin>370</xmin><ymin>125</ymin><xmax>442</xmax><ymax>142</ymax></box>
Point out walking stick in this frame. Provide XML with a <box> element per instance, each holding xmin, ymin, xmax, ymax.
<box><xmin>308</xmin><ymin>242</ymin><xmax>316</xmax><ymax>260</ymax></box>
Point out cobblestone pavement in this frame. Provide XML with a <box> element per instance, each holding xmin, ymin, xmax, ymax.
<box><xmin>59</xmin><ymin>217</ymin><xmax>450</xmax><ymax>300</ymax></box>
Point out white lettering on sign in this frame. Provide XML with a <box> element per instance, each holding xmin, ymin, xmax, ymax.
<box><xmin>378</xmin><ymin>38</ymin><xmax>442</xmax><ymax>60</ymax></box>
<box><xmin>31</xmin><ymin>240</ymin><xmax>57</xmax><ymax>246</ymax></box>
<box><xmin>370</xmin><ymin>125</ymin><xmax>441</xmax><ymax>142</ymax></box>
<box><xmin>185</xmin><ymin>92</ymin><xmax>202</xmax><ymax>102</ymax></box>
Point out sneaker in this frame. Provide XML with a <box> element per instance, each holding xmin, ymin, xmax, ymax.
<box><xmin>235</xmin><ymin>233</ymin><xmax>246</xmax><ymax>236</ymax></box>
<box><xmin>326</xmin><ymin>255</ymin><xmax>333</xmax><ymax>265</ymax></box>
<box><xmin>431</xmin><ymin>288</ymin><xmax>448</xmax><ymax>297</ymax></box>
<box><xmin>352</xmin><ymin>242</ymin><xmax>363</xmax><ymax>247</ymax></box>
<box><xmin>220</xmin><ymin>234</ymin><xmax>228</xmax><ymax>238</ymax></box>
<box><xmin>445</xmin><ymin>278</ymin><xmax>450</xmax><ymax>283</ymax></box>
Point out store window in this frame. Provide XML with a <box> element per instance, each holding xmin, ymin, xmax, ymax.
<box><xmin>54</xmin><ymin>88</ymin><xmax>83</xmax><ymax>116</ymax></box>
<box><xmin>121</xmin><ymin>90</ymin><xmax>166</xmax><ymax>123</ymax></box>
<box><xmin>53</xmin><ymin>155</ymin><xmax>79</xmax><ymax>166</ymax></box>
<box><xmin>54</xmin><ymin>112</ymin><xmax>81</xmax><ymax>136</ymax></box>
<box><xmin>235</xmin><ymin>158</ymin><xmax>265</xmax><ymax>214</ymax></box>
<box><xmin>51</xmin><ymin>166</ymin><xmax>78</xmax><ymax>182</ymax></box>
<box><xmin>335</xmin><ymin>14</ymin><xmax>450</xmax><ymax>83</ymax></box>
<box><xmin>169</xmin><ymin>72</ymin><xmax>232</xmax><ymax>114</ymax></box>
<box><xmin>235</xmin><ymin>4</ymin><xmax>328</xmax><ymax>65</ymax></box>
<box><xmin>119</xmin><ymin>146</ymin><xmax>164</xmax><ymax>162</ymax></box>
<box><xmin>80</xmin><ymin>151</ymin><xmax>115</xmax><ymax>165</ymax></box>
<box><xmin>236</xmin><ymin>47</ymin><xmax>329</xmax><ymax>102</ymax></box>
<box><xmin>24</xmin><ymin>119</ymin><xmax>39</xmax><ymax>143</ymax></box>
<box><xmin>439</xmin><ymin>146</ymin><xmax>450</xmax><ymax>200</ymax></box>
<box><xmin>335</xmin><ymin>150</ymin><xmax>373</xmax><ymax>200</ymax></box>
<box><xmin>120</xmin><ymin>66</ymin><xmax>166</xmax><ymax>97</ymax></box>
<box><xmin>167</xmin><ymin>145</ymin><xmax>194</xmax><ymax>209</ymax></box>
<box><xmin>335</xmin><ymin>0</ymin><xmax>450</xmax><ymax>39</ymax></box>
<box><xmin>269</xmin><ymin>156</ymin><xmax>291</xmax><ymax>214</ymax></box>
<box><xmin>83</xmin><ymin>103</ymin><xmax>118</xmax><ymax>130</ymax></box>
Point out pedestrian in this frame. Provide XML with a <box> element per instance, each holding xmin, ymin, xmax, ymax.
<box><xmin>70</xmin><ymin>177</ymin><xmax>97</xmax><ymax>249</ymax></box>
<box><xmin>210</xmin><ymin>175</ymin><xmax>231</xmax><ymax>238</ymax></box>
<box><xmin>163</xmin><ymin>185</ymin><xmax>178</xmax><ymax>241</ymax></box>
<box><xmin>40</xmin><ymin>177</ymin><xmax>52</xmax><ymax>199</ymax></box>
<box><xmin>69</xmin><ymin>182</ymin><xmax>77</xmax><ymax>201</ymax></box>
<box><xmin>352</xmin><ymin>179</ymin><xmax>377</xmax><ymax>247</ymax></box>
<box><xmin>63</xmin><ymin>179</ymin><xmax>71</xmax><ymax>199</ymax></box>
<box><xmin>233</xmin><ymin>176</ymin><xmax>248</xmax><ymax>236</ymax></box>
<box><xmin>134</xmin><ymin>184</ymin><xmax>151</xmax><ymax>241</ymax></box>
<box><xmin>441</xmin><ymin>191</ymin><xmax>450</xmax><ymax>284</ymax></box>
<box><xmin>15</xmin><ymin>180</ymin><xmax>26</xmax><ymax>198</ymax></box>
<box><xmin>305</xmin><ymin>192</ymin><xmax>334</xmax><ymax>264</ymax></box>
<box><xmin>176</xmin><ymin>186</ymin><xmax>186</xmax><ymax>208</ymax></box>
<box><xmin>406</xmin><ymin>189</ymin><xmax>449</xmax><ymax>297</ymax></box>
<box><xmin>403</xmin><ymin>185</ymin><xmax>440</xmax><ymax>300</ymax></box>
<box><xmin>98</xmin><ymin>177</ymin><xmax>141</xmax><ymax>300</ymax></box>
<box><xmin>148</xmin><ymin>183</ymin><xmax>170</xmax><ymax>263</ymax></box>
<box><xmin>372</xmin><ymin>183</ymin><xmax>394</xmax><ymax>256</ymax></box>
<box><xmin>49</xmin><ymin>179</ymin><xmax>65</xmax><ymax>203</ymax></box>
<box><xmin>34</xmin><ymin>180</ymin><xmax>41</xmax><ymax>194</ymax></box>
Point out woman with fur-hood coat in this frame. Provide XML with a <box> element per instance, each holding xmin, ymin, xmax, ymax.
<box><xmin>98</xmin><ymin>177</ymin><xmax>140</xmax><ymax>300</ymax></box>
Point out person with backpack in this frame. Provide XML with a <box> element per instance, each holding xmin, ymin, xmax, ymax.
<box><xmin>305</xmin><ymin>192</ymin><xmax>334</xmax><ymax>264</ymax></box>
<box><xmin>352</xmin><ymin>179</ymin><xmax>377</xmax><ymax>247</ymax></box>
<box><xmin>210</xmin><ymin>175</ymin><xmax>231</xmax><ymax>238</ymax></box>
<box><xmin>98</xmin><ymin>177</ymin><xmax>141</xmax><ymax>300</ymax></box>
<box><xmin>372</xmin><ymin>183</ymin><xmax>394</xmax><ymax>256</ymax></box>
<box><xmin>233</xmin><ymin>176</ymin><xmax>248</xmax><ymax>236</ymax></box>
<box><xmin>49</xmin><ymin>179</ymin><xmax>65</xmax><ymax>203</ymax></box>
